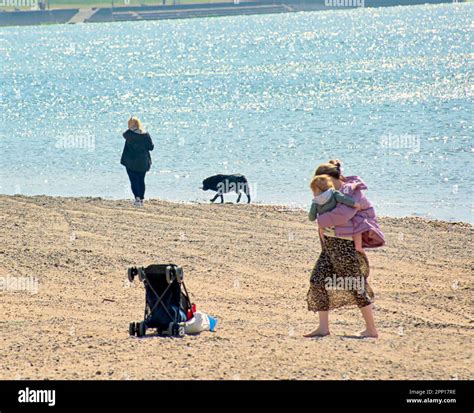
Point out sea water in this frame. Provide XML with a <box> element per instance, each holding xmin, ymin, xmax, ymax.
<box><xmin>0</xmin><ymin>3</ymin><xmax>472</xmax><ymax>222</ymax></box>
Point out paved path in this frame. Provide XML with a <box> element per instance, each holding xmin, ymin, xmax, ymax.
<box><xmin>67</xmin><ymin>8</ymin><xmax>98</xmax><ymax>24</ymax></box>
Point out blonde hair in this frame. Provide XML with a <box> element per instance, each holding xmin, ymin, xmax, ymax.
<box><xmin>128</xmin><ymin>116</ymin><xmax>143</xmax><ymax>132</ymax></box>
<box><xmin>310</xmin><ymin>174</ymin><xmax>334</xmax><ymax>194</ymax></box>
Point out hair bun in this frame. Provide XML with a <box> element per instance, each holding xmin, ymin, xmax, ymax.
<box><xmin>329</xmin><ymin>159</ymin><xmax>341</xmax><ymax>168</ymax></box>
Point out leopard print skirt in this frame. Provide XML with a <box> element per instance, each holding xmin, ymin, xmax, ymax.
<box><xmin>307</xmin><ymin>236</ymin><xmax>374</xmax><ymax>312</ymax></box>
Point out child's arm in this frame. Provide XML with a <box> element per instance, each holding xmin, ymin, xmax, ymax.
<box><xmin>334</xmin><ymin>191</ymin><xmax>361</xmax><ymax>210</ymax></box>
<box><xmin>308</xmin><ymin>198</ymin><xmax>318</xmax><ymax>221</ymax></box>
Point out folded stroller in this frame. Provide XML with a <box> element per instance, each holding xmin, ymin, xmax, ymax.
<box><xmin>128</xmin><ymin>264</ymin><xmax>193</xmax><ymax>338</ymax></box>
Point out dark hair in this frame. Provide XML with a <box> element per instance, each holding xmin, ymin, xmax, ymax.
<box><xmin>314</xmin><ymin>162</ymin><xmax>342</xmax><ymax>180</ymax></box>
<box><xmin>329</xmin><ymin>159</ymin><xmax>342</xmax><ymax>168</ymax></box>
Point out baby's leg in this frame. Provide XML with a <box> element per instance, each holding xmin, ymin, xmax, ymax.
<box><xmin>353</xmin><ymin>233</ymin><xmax>365</xmax><ymax>254</ymax></box>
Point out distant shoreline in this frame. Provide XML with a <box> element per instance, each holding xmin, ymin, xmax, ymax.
<box><xmin>0</xmin><ymin>0</ymin><xmax>462</xmax><ymax>28</ymax></box>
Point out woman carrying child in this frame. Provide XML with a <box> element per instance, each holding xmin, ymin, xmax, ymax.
<box><xmin>305</xmin><ymin>160</ymin><xmax>385</xmax><ymax>338</ymax></box>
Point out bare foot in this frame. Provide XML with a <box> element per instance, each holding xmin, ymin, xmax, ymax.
<box><xmin>360</xmin><ymin>329</ymin><xmax>378</xmax><ymax>338</ymax></box>
<box><xmin>303</xmin><ymin>328</ymin><xmax>330</xmax><ymax>338</ymax></box>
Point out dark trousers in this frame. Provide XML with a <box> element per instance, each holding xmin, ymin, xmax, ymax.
<box><xmin>126</xmin><ymin>168</ymin><xmax>147</xmax><ymax>200</ymax></box>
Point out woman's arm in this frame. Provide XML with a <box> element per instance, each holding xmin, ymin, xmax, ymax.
<box><xmin>146</xmin><ymin>134</ymin><xmax>154</xmax><ymax>151</ymax></box>
<box><xmin>123</xmin><ymin>130</ymin><xmax>132</xmax><ymax>141</ymax></box>
<box><xmin>318</xmin><ymin>226</ymin><xmax>326</xmax><ymax>251</ymax></box>
<box><xmin>317</xmin><ymin>192</ymin><xmax>361</xmax><ymax>228</ymax></box>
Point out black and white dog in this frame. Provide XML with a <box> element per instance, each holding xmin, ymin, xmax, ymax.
<box><xmin>200</xmin><ymin>174</ymin><xmax>251</xmax><ymax>204</ymax></box>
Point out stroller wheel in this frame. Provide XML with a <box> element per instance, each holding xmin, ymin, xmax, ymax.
<box><xmin>176</xmin><ymin>267</ymin><xmax>184</xmax><ymax>283</ymax></box>
<box><xmin>129</xmin><ymin>322</ymin><xmax>136</xmax><ymax>336</ymax></box>
<box><xmin>127</xmin><ymin>268</ymin><xmax>135</xmax><ymax>283</ymax></box>
<box><xmin>165</xmin><ymin>265</ymin><xmax>173</xmax><ymax>284</ymax></box>
<box><xmin>138</xmin><ymin>268</ymin><xmax>146</xmax><ymax>282</ymax></box>
<box><xmin>137</xmin><ymin>322</ymin><xmax>146</xmax><ymax>337</ymax></box>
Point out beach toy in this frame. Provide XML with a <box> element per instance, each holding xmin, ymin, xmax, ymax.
<box><xmin>208</xmin><ymin>315</ymin><xmax>218</xmax><ymax>332</ymax></box>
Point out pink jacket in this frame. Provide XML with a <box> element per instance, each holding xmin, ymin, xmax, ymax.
<box><xmin>317</xmin><ymin>176</ymin><xmax>385</xmax><ymax>249</ymax></box>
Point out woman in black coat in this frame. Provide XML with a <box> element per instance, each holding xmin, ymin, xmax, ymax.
<box><xmin>120</xmin><ymin>117</ymin><xmax>154</xmax><ymax>207</ymax></box>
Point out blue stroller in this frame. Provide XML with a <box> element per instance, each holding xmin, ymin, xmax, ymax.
<box><xmin>128</xmin><ymin>264</ymin><xmax>193</xmax><ymax>338</ymax></box>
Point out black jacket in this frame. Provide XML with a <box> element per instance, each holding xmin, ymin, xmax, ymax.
<box><xmin>120</xmin><ymin>129</ymin><xmax>154</xmax><ymax>172</ymax></box>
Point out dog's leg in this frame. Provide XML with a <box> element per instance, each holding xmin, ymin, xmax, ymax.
<box><xmin>210</xmin><ymin>194</ymin><xmax>219</xmax><ymax>203</ymax></box>
<box><xmin>220</xmin><ymin>194</ymin><xmax>224</xmax><ymax>203</ymax></box>
<box><xmin>236</xmin><ymin>192</ymin><xmax>242</xmax><ymax>203</ymax></box>
<box><xmin>242</xmin><ymin>179</ymin><xmax>251</xmax><ymax>204</ymax></box>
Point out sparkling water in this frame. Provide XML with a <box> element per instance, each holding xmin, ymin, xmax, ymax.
<box><xmin>0</xmin><ymin>3</ymin><xmax>472</xmax><ymax>222</ymax></box>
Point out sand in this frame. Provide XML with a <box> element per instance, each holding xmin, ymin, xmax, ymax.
<box><xmin>0</xmin><ymin>195</ymin><xmax>472</xmax><ymax>380</ymax></box>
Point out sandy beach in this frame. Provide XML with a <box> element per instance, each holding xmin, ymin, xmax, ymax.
<box><xmin>0</xmin><ymin>194</ymin><xmax>472</xmax><ymax>380</ymax></box>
